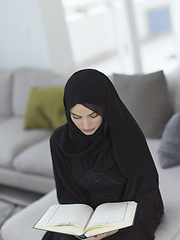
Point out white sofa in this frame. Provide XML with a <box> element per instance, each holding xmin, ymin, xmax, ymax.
<box><xmin>1</xmin><ymin>68</ymin><xmax>180</xmax><ymax>240</ymax></box>
<box><xmin>0</xmin><ymin>69</ymin><xmax>67</xmax><ymax>194</ymax></box>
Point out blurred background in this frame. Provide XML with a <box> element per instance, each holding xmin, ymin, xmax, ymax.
<box><xmin>0</xmin><ymin>1</ymin><xmax>180</xmax><ymax>236</ymax></box>
<box><xmin>0</xmin><ymin>0</ymin><xmax>180</xmax><ymax>76</ymax></box>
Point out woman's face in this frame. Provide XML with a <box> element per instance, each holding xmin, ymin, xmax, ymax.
<box><xmin>70</xmin><ymin>104</ymin><xmax>103</xmax><ymax>135</ymax></box>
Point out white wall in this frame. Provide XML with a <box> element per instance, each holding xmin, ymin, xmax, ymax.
<box><xmin>169</xmin><ymin>0</ymin><xmax>180</xmax><ymax>60</ymax></box>
<box><xmin>0</xmin><ymin>0</ymin><xmax>172</xmax><ymax>72</ymax></box>
<box><xmin>38</xmin><ymin>0</ymin><xmax>76</xmax><ymax>75</ymax></box>
<box><xmin>0</xmin><ymin>0</ymin><xmax>51</xmax><ymax>71</ymax></box>
<box><xmin>0</xmin><ymin>0</ymin><xmax>76</xmax><ymax>75</ymax></box>
<box><xmin>65</xmin><ymin>0</ymin><xmax>170</xmax><ymax>66</ymax></box>
<box><xmin>67</xmin><ymin>9</ymin><xmax>116</xmax><ymax>65</ymax></box>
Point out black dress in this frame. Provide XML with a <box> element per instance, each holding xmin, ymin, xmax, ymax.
<box><xmin>42</xmin><ymin>69</ymin><xmax>164</xmax><ymax>240</ymax></box>
<box><xmin>42</xmin><ymin>145</ymin><xmax>163</xmax><ymax>240</ymax></box>
<box><xmin>69</xmin><ymin>150</ymin><xmax>127</xmax><ymax>209</ymax></box>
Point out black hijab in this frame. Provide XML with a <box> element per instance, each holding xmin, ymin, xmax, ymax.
<box><xmin>60</xmin><ymin>68</ymin><xmax>157</xmax><ymax>178</ymax></box>
<box><xmin>47</xmin><ymin>69</ymin><xmax>163</xmax><ymax>240</ymax></box>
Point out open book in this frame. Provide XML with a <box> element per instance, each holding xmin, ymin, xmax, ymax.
<box><xmin>34</xmin><ymin>201</ymin><xmax>137</xmax><ymax>238</ymax></box>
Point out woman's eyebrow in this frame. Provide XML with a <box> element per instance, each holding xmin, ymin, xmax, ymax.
<box><xmin>88</xmin><ymin>111</ymin><xmax>97</xmax><ymax>116</ymax></box>
<box><xmin>70</xmin><ymin>111</ymin><xmax>96</xmax><ymax>117</ymax></box>
<box><xmin>70</xmin><ymin>112</ymin><xmax>81</xmax><ymax>117</ymax></box>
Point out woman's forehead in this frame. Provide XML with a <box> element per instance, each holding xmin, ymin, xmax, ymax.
<box><xmin>70</xmin><ymin>104</ymin><xmax>94</xmax><ymax>115</ymax></box>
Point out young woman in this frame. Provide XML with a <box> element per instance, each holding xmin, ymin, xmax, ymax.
<box><xmin>42</xmin><ymin>69</ymin><xmax>164</xmax><ymax>240</ymax></box>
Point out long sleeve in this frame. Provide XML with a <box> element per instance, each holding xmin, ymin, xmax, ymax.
<box><xmin>117</xmin><ymin>176</ymin><xmax>164</xmax><ymax>239</ymax></box>
<box><xmin>133</xmin><ymin>177</ymin><xmax>163</xmax><ymax>226</ymax></box>
<box><xmin>50</xmin><ymin>133</ymin><xmax>89</xmax><ymax>205</ymax></box>
<box><xmin>50</xmin><ymin>137</ymin><xmax>79</xmax><ymax>204</ymax></box>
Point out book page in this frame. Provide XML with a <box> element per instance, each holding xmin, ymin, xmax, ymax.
<box><xmin>87</xmin><ymin>202</ymin><xmax>130</xmax><ymax>228</ymax></box>
<box><xmin>38</xmin><ymin>204</ymin><xmax>94</xmax><ymax>231</ymax></box>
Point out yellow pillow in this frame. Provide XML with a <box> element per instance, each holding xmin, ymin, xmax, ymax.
<box><xmin>24</xmin><ymin>86</ymin><xmax>66</xmax><ymax>130</ymax></box>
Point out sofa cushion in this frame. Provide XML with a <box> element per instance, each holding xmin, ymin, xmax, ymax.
<box><xmin>0</xmin><ymin>72</ymin><xmax>12</xmax><ymax>117</ymax></box>
<box><xmin>24</xmin><ymin>86</ymin><xmax>66</xmax><ymax>130</ymax></box>
<box><xmin>13</xmin><ymin>138</ymin><xmax>54</xmax><ymax>177</ymax></box>
<box><xmin>158</xmin><ymin>112</ymin><xmax>180</xmax><ymax>168</ymax></box>
<box><xmin>0</xmin><ymin>117</ymin><xmax>7</xmax><ymax>124</ymax></box>
<box><xmin>0</xmin><ymin>167</ymin><xmax>55</xmax><ymax>194</ymax></box>
<box><xmin>113</xmin><ymin>71</ymin><xmax>172</xmax><ymax>138</ymax></box>
<box><xmin>12</xmin><ymin>68</ymin><xmax>67</xmax><ymax>117</ymax></box>
<box><xmin>0</xmin><ymin>117</ymin><xmax>52</xmax><ymax>168</ymax></box>
<box><xmin>147</xmin><ymin>138</ymin><xmax>180</xmax><ymax>240</ymax></box>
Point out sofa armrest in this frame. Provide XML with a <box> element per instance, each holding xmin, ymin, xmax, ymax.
<box><xmin>1</xmin><ymin>189</ymin><xmax>58</xmax><ymax>240</ymax></box>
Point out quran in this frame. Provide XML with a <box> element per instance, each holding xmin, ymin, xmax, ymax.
<box><xmin>34</xmin><ymin>201</ymin><xmax>137</xmax><ymax>238</ymax></box>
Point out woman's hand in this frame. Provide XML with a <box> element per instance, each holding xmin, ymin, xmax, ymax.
<box><xmin>77</xmin><ymin>230</ymin><xmax>118</xmax><ymax>240</ymax></box>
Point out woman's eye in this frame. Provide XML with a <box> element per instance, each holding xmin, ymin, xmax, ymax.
<box><xmin>90</xmin><ymin>113</ymin><xmax>98</xmax><ymax>118</ymax></box>
<box><xmin>72</xmin><ymin>115</ymin><xmax>81</xmax><ymax>120</ymax></box>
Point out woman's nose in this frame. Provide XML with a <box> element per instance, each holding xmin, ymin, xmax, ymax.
<box><xmin>82</xmin><ymin>119</ymin><xmax>91</xmax><ymax>129</ymax></box>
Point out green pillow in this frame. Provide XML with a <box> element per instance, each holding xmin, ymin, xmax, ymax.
<box><xmin>24</xmin><ymin>86</ymin><xmax>66</xmax><ymax>130</ymax></box>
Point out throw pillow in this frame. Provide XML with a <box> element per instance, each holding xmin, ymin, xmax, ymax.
<box><xmin>113</xmin><ymin>70</ymin><xmax>172</xmax><ymax>138</ymax></box>
<box><xmin>24</xmin><ymin>86</ymin><xmax>66</xmax><ymax>130</ymax></box>
<box><xmin>158</xmin><ymin>112</ymin><xmax>180</xmax><ymax>168</ymax></box>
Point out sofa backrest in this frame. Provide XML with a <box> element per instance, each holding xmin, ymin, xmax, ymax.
<box><xmin>0</xmin><ymin>72</ymin><xmax>13</xmax><ymax>118</ymax></box>
<box><xmin>12</xmin><ymin>68</ymin><xmax>67</xmax><ymax>117</ymax></box>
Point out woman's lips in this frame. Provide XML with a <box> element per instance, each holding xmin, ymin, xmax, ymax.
<box><xmin>82</xmin><ymin>128</ymin><xmax>95</xmax><ymax>133</ymax></box>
